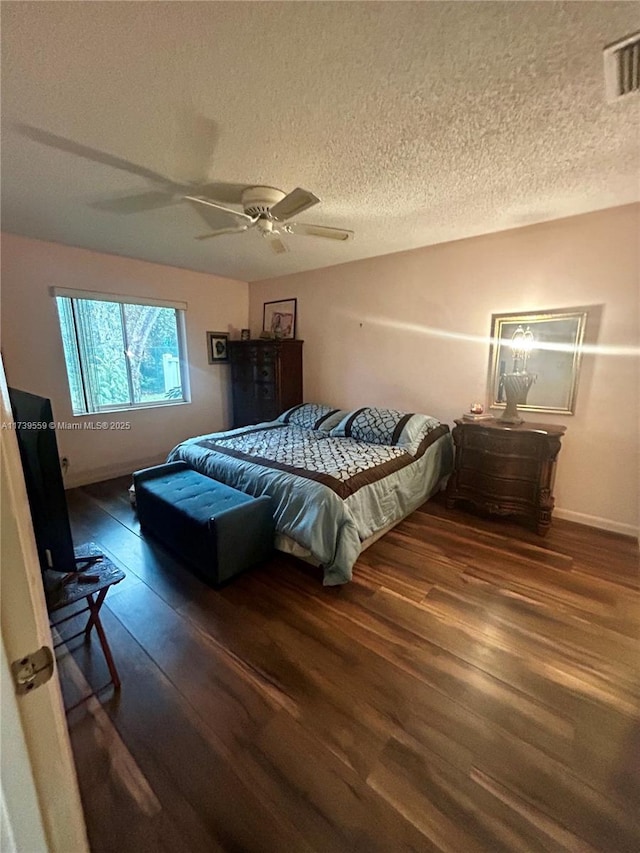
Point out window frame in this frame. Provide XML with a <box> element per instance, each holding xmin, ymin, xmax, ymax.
<box><xmin>53</xmin><ymin>287</ymin><xmax>190</xmax><ymax>416</ymax></box>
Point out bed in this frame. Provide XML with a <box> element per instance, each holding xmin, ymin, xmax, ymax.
<box><xmin>167</xmin><ymin>404</ymin><xmax>453</xmax><ymax>585</ymax></box>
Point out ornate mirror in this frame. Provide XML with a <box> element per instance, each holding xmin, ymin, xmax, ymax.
<box><xmin>488</xmin><ymin>309</ymin><xmax>587</xmax><ymax>416</ymax></box>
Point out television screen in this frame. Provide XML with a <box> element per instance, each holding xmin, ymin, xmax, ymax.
<box><xmin>8</xmin><ymin>388</ymin><xmax>77</xmax><ymax>574</ymax></box>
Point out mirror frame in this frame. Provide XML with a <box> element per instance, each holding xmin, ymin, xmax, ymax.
<box><xmin>488</xmin><ymin>309</ymin><xmax>588</xmax><ymax>416</ymax></box>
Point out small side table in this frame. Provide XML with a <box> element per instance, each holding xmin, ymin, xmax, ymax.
<box><xmin>445</xmin><ymin>418</ymin><xmax>566</xmax><ymax>535</ymax></box>
<box><xmin>47</xmin><ymin>554</ymin><xmax>125</xmax><ymax>713</ymax></box>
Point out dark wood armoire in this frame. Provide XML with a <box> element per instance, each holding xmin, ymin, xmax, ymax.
<box><xmin>228</xmin><ymin>339</ymin><xmax>303</xmax><ymax>428</ymax></box>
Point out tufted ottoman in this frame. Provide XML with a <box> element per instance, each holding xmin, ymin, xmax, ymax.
<box><xmin>133</xmin><ymin>461</ymin><xmax>274</xmax><ymax>587</ymax></box>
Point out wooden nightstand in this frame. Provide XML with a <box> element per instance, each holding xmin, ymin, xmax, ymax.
<box><xmin>445</xmin><ymin>418</ymin><xmax>566</xmax><ymax>535</ymax></box>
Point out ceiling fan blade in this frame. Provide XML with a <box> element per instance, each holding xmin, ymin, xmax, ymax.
<box><xmin>195</xmin><ymin>226</ymin><xmax>249</xmax><ymax>241</ymax></box>
<box><xmin>269</xmin><ymin>187</ymin><xmax>320</xmax><ymax>222</ymax></box>
<box><xmin>195</xmin><ymin>181</ymin><xmax>248</xmax><ymax>205</ymax></box>
<box><xmin>16</xmin><ymin>124</ymin><xmax>178</xmax><ymax>186</ymax></box>
<box><xmin>172</xmin><ymin>110</ymin><xmax>219</xmax><ymax>185</ymax></box>
<box><xmin>90</xmin><ymin>190</ymin><xmax>180</xmax><ymax>214</ymax></box>
<box><xmin>285</xmin><ymin>222</ymin><xmax>354</xmax><ymax>241</ymax></box>
<box><xmin>268</xmin><ymin>237</ymin><xmax>289</xmax><ymax>255</ymax></box>
<box><xmin>184</xmin><ymin>195</ymin><xmax>255</xmax><ymax>223</ymax></box>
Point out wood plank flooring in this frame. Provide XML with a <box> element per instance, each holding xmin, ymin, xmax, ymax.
<box><xmin>61</xmin><ymin>477</ymin><xmax>640</xmax><ymax>852</ymax></box>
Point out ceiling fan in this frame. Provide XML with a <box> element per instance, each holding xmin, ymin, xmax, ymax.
<box><xmin>186</xmin><ymin>186</ymin><xmax>353</xmax><ymax>254</ymax></box>
<box><xmin>15</xmin><ymin>124</ymin><xmax>354</xmax><ymax>254</ymax></box>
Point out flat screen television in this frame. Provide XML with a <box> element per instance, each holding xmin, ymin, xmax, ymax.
<box><xmin>8</xmin><ymin>388</ymin><xmax>77</xmax><ymax>574</ymax></box>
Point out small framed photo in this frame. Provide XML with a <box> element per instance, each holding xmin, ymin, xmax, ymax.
<box><xmin>263</xmin><ymin>298</ymin><xmax>297</xmax><ymax>339</ymax></box>
<box><xmin>206</xmin><ymin>331</ymin><xmax>229</xmax><ymax>364</ymax></box>
<box><xmin>240</xmin><ymin>328</ymin><xmax>250</xmax><ymax>341</ymax></box>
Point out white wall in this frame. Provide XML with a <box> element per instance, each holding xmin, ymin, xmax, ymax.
<box><xmin>249</xmin><ymin>205</ymin><xmax>640</xmax><ymax>536</ymax></box>
<box><xmin>1</xmin><ymin>233</ymin><xmax>248</xmax><ymax>486</ymax></box>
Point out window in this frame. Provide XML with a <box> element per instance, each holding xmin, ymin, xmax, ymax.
<box><xmin>54</xmin><ymin>289</ymin><xmax>188</xmax><ymax>415</ymax></box>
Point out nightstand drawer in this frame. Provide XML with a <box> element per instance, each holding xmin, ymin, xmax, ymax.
<box><xmin>457</xmin><ymin>468</ymin><xmax>538</xmax><ymax>503</ymax></box>
<box><xmin>463</xmin><ymin>429</ymin><xmax>539</xmax><ymax>458</ymax></box>
<box><xmin>460</xmin><ymin>448</ymin><xmax>540</xmax><ymax>482</ymax></box>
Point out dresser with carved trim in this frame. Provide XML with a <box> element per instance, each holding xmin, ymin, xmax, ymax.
<box><xmin>228</xmin><ymin>339</ymin><xmax>303</xmax><ymax>428</ymax></box>
<box><xmin>445</xmin><ymin>419</ymin><xmax>566</xmax><ymax>535</ymax></box>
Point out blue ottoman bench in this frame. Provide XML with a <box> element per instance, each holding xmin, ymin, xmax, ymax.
<box><xmin>133</xmin><ymin>461</ymin><xmax>274</xmax><ymax>587</ymax></box>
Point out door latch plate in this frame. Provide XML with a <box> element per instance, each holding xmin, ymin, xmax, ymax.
<box><xmin>11</xmin><ymin>646</ymin><xmax>55</xmax><ymax>694</ymax></box>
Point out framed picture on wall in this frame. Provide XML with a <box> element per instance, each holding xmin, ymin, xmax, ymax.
<box><xmin>206</xmin><ymin>331</ymin><xmax>229</xmax><ymax>364</ymax></box>
<box><xmin>263</xmin><ymin>298</ymin><xmax>297</xmax><ymax>340</ymax></box>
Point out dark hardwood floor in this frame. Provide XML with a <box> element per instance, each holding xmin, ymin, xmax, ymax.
<box><xmin>60</xmin><ymin>477</ymin><xmax>640</xmax><ymax>852</ymax></box>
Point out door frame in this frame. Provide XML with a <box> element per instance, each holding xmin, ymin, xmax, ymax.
<box><xmin>0</xmin><ymin>355</ymin><xmax>88</xmax><ymax>852</ymax></box>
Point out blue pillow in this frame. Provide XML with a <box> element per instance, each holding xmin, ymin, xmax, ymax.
<box><xmin>329</xmin><ymin>407</ymin><xmax>441</xmax><ymax>454</ymax></box>
<box><xmin>277</xmin><ymin>403</ymin><xmax>345</xmax><ymax>431</ymax></box>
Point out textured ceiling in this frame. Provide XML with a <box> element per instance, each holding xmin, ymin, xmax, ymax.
<box><xmin>2</xmin><ymin>2</ymin><xmax>639</xmax><ymax>282</ymax></box>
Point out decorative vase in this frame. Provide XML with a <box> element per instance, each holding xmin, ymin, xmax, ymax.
<box><xmin>500</xmin><ymin>373</ymin><xmax>536</xmax><ymax>424</ymax></box>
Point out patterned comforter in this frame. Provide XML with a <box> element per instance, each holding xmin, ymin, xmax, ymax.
<box><xmin>168</xmin><ymin>421</ymin><xmax>452</xmax><ymax>585</ymax></box>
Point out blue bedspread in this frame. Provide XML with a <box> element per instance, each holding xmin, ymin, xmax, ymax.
<box><xmin>168</xmin><ymin>421</ymin><xmax>452</xmax><ymax>585</ymax></box>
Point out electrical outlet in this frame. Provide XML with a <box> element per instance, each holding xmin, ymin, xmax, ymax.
<box><xmin>60</xmin><ymin>457</ymin><xmax>69</xmax><ymax>473</ymax></box>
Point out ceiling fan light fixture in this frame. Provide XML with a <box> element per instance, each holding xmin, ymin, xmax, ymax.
<box><xmin>257</xmin><ymin>218</ymin><xmax>277</xmax><ymax>236</ymax></box>
<box><xmin>178</xmin><ymin>188</ymin><xmax>355</xmax><ymax>247</ymax></box>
